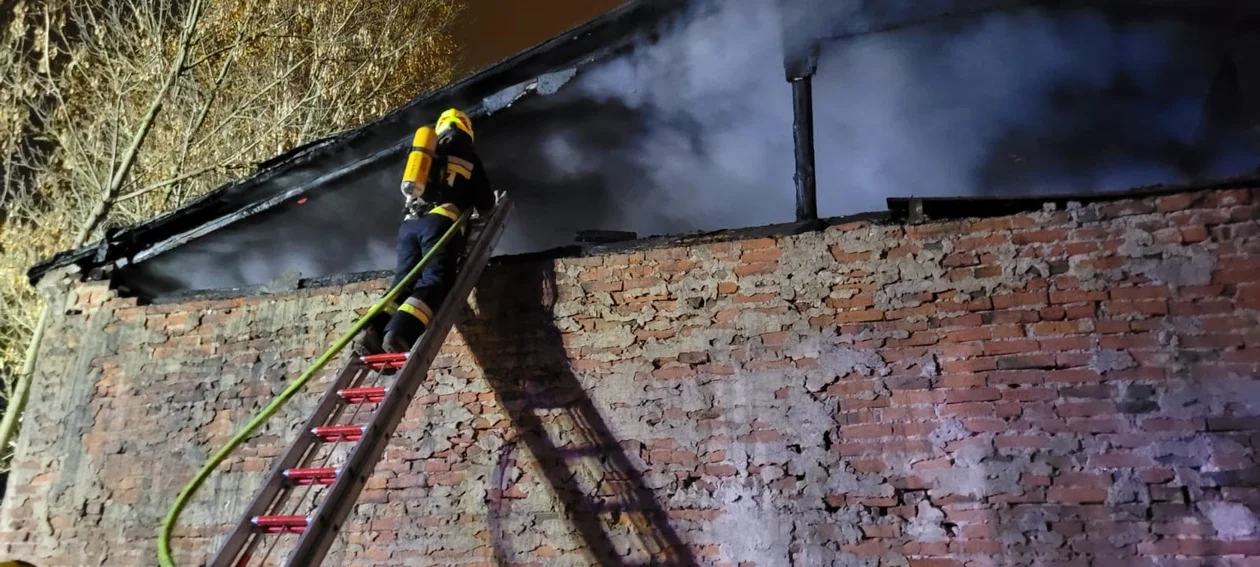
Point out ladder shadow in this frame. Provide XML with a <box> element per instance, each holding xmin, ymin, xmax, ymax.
<box><xmin>458</xmin><ymin>260</ymin><xmax>697</xmax><ymax>567</ymax></box>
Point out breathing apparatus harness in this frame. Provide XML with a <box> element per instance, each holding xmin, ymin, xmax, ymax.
<box><xmin>400</xmin><ymin>109</ymin><xmax>475</xmax><ymax>221</ymax></box>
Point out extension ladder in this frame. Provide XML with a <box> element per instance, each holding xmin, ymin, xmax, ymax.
<box><xmin>208</xmin><ymin>197</ymin><xmax>513</xmax><ymax>567</ymax></box>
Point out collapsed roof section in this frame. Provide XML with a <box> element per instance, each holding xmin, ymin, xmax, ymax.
<box><xmin>26</xmin><ymin>0</ymin><xmax>1260</xmax><ymax>300</ymax></box>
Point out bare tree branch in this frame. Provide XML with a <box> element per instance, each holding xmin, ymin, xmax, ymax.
<box><xmin>74</xmin><ymin>0</ymin><xmax>205</xmax><ymax>247</ymax></box>
<box><xmin>0</xmin><ymin>0</ymin><xmax>467</xmax><ymax>473</ymax></box>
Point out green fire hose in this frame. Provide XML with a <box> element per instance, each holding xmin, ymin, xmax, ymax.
<box><xmin>156</xmin><ymin>210</ymin><xmax>470</xmax><ymax>566</ymax></box>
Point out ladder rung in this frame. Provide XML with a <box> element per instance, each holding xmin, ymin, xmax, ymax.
<box><xmin>360</xmin><ymin>352</ymin><xmax>408</xmax><ymax>370</ymax></box>
<box><xmin>338</xmin><ymin>386</ymin><xmax>387</xmax><ymax>403</ymax></box>
<box><xmin>283</xmin><ymin>467</ymin><xmax>338</xmax><ymax>485</ymax></box>
<box><xmin>252</xmin><ymin>515</ymin><xmax>310</xmax><ymax>534</ymax></box>
<box><xmin>312</xmin><ymin>425</ymin><xmax>365</xmax><ymax>442</ymax></box>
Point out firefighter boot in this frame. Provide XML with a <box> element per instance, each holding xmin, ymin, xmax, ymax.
<box><xmin>353</xmin><ymin>312</ymin><xmax>391</xmax><ymax>356</ymax></box>
<box><xmin>383</xmin><ymin>311</ymin><xmax>426</xmax><ymax>354</ymax></box>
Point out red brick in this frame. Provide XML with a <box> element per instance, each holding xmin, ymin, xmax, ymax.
<box><xmin>841</xmin><ymin>424</ymin><xmax>893</xmax><ymax>439</ymax></box>
<box><xmin>1142</xmin><ymin>417</ymin><xmax>1206</xmax><ymax>433</ymax></box>
<box><xmin>856</xmin><ymin>496</ymin><xmax>899</xmax><ymax>507</ymax></box>
<box><xmin>891</xmin><ymin>391</ymin><xmax>946</xmax><ymax>405</ymax></box>
<box><xmin>741</xmin><ymin>248</ymin><xmax>782</xmax><ymax>262</ymax></box>
<box><xmin>945</xmin><ymin>388</ymin><xmax>1001</xmax><ymax>403</ymax></box>
<box><xmin>982</xmin><ymin>339</ymin><xmax>1038</xmax><ymax>356</ymax></box>
<box><xmin>861</xmin><ymin>524</ymin><xmax>901</xmax><ymax>538</ymax></box>
<box><xmin>652</xmin><ymin>367</ymin><xmax>696</xmax><ymax>380</ymax></box>
<box><xmin>1156</xmin><ymin>192</ymin><xmax>1204</xmax><ymax>212</ymax></box>
<box><xmin>1013</xmin><ymin>229</ymin><xmax>1069</xmax><ymax>245</ymax></box>
<box><xmin>1110</xmin><ymin>286</ymin><xmax>1170</xmax><ymax>300</ymax></box>
<box><xmin>834</xmin><ymin>310</ymin><xmax>885</xmax><ymax>323</ymax></box>
<box><xmin>843</xmin><ymin>540</ymin><xmax>890</xmax><ymax>557</ymax></box>
<box><xmin>1137</xmin><ymin>468</ymin><xmax>1176</xmax><ymax>484</ymax></box>
<box><xmin>584</xmin><ymin>281</ymin><xmax>624</xmax><ymax>293</ymax></box>
<box><xmin>1105</xmin><ymin>299</ymin><xmax>1169</xmax><ymax>316</ymax></box>
<box><xmin>1044</xmin><ymin>369</ymin><xmax>1102</xmax><ymax>383</ymax></box>
<box><xmin>939</xmin><ymin>402</ymin><xmax>996</xmax><ymax>418</ymax></box>
<box><xmin>1030</xmin><ymin>321</ymin><xmax>1091</xmax><ymax>336</ymax></box>
<box><xmin>1065</xmin><ymin>417</ymin><xmax>1125</xmax><ymax>433</ymax></box>
<box><xmin>741</xmin><ymin>237</ymin><xmax>777</xmax><ymax>250</ymax></box>
<box><xmin>1047</xmin><ymin>486</ymin><xmax>1108</xmax><ymax>504</ymax></box>
<box><xmin>907</xmin><ymin>560</ymin><xmax>964</xmax><ymax>567</ymax></box>
<box><xmin>913</xmin><ymin>457</ymin><xmax>953</xmax><ymax>472</ymax></box>
<box><xmin>735</xmin><ymin>262</ymin><xmax>778</xmax><ymax>277</ymax></box>
<box><xmin>1207</xmin><ymin>416</ymin><xmax>1260</xmax><ymax>431</ymax></box>
<box><xmin>992</xmin><ymin>292</ymin><xmax>1048</xmax><ymax>309</ymax></box>
<box><xmin>1055</xmin><ymin>471</ymin><xmax>1113</xmax><ymax>489</ymax></box>
<box><xmin>938</xmin><ymin>374</ymin><xmax>988</xmax><ymax>389</ymax></box>
<box><xmin>956</xmin><ymin>234</ymin><xmax>1010</xmax><ymax>251</ymax></box>
<box><xmin>942</xmin><ymin>252</ymin><xmax>979</xmax><ymax>267</ymax></box>
<box><xmin>825</xmin><ymin>294</ymin><xmax>875</xmax><ymax>309</ymax></box>
<box><xmin>941</xmin><ymin>328</ymin><xmax>991</xmax><ymax>343</ymax></box>
<box><xmin>1050</xmin><ymin>290</ymin><xmax>1108</xmax><ymax>304</ymax></box>
<box><xmin>831</xmin><ymin>247</ymin><xmax>872</xmax><ymax>263</ymax></box>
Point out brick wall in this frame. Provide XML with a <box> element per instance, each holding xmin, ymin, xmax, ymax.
<box><xmin>3</xmin><ymin>188</ymin><xmax>1259</xmax><ymax>566</ymax></box>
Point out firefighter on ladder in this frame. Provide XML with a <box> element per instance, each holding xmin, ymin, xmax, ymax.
<box><xmin>355</xmin><ymin>108</ymin><xmax>498</xmax><ymax>356</ymax></box>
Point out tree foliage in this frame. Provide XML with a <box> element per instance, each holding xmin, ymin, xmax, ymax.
<box><xmin>0</xmin><ymin>0</ymin><xmax>464</xmax><ymax>467</ymax></box>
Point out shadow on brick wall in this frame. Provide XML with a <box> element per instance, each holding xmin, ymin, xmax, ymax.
<box><xmin>971</xmin><ymin>307</ymin><xmax>1260</xmax><ymax>563</ymax></box>
<box><xmin>459</xmin><ymin>260</ymin><xmax>697</xmax><ymax>566</ymax></box>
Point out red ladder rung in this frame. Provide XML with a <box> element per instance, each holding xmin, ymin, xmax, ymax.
<box><xmin>338</xmin><ymin>386</ymin><xmax>387</xmax><ymax>403</ymax></box>
<box><xmin>360</xmin><ymin>352</ymin><xmax>408</xmax><ymax>370</ymax></box>
<box><xmin>251</xmin><ymin>515</ymin><xmax>309</xmax><ymax>534</ymax></box>
<box><xmin>312</xmin><ymin>425</ymin><xmax>365</xmax><ymax>442</ymax></box>
<box><xmin>283</xmin><ymin>467</ymin><xmax>338</xmax><ymax>485</ymax></box>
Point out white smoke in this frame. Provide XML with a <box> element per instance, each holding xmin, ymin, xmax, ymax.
<box><xmin>551</xmin><ymin>0</ymin><xmax>798</xmax><ymax>231</ymax></box>
<box><xmin>540</xmin><ymin>0</ymin><xmax>1259</xmax><ymax>223</ymax></box>
<box><xmin>127</xmin><ymin>0</ymin><xmax>1260</xmax><ymax>294</ymax></box>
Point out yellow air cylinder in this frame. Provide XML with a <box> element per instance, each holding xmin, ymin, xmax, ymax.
<box><xmin>402</xmin><ymin>126</ymin><xmax>439</xmax><ymax>201</ymax></box>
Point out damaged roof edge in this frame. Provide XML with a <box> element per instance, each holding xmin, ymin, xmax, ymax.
<box><xmin>136</xmin><ymin>177</ymin><xmax>1258</xmax><ymax>306</ymax></box>
<box><xmin>140</xmin><ymin>216</ymin><xmax>867</xmax><ymax>305</ymax></box>
<box><xmin>886</xmin><ymin>175</ymin><xmax>1260</xmax><ymax>222</ymax></box>
<box><xmin>27</xmin><ymin>0</ymin><xmax>679</xmax><ymax>286</ymax></box>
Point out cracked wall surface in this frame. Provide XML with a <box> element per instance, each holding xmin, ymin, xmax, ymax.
<box><xmin>3</xmin><ymin>188</ymin><xmax>1260</xmax><ymax>566</ymax></box>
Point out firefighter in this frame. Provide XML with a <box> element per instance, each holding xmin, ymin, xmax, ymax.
<box><xmin>355</xmin><ymin>108</ymin><xmax>496</xmax><ymax>356</ymax></box>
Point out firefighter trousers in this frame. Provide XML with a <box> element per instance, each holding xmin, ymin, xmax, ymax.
<box><xmin>366</xmin><ymin>209</ymin><xmax>467</xmax><ymax>353</ymax></box>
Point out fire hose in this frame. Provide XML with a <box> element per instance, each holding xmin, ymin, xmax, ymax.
<box><xmin>156</xmin><ymin>210</ymin><xmax>471</xmax><ymax>567</ymax></box>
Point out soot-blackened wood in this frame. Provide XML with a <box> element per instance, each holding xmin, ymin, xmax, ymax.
<box><xmin>792</xmin><ymin>76</ymin><xmax>818</xmax><ymax>223</ymax></box>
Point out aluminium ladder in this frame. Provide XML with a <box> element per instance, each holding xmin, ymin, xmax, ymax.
<box><xmin>209</xmin><ymin>197</ymin><xmax>513</xmax><ymax>567</ymax></box>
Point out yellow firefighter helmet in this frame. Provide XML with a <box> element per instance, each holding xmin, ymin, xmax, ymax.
<box><xmin>435</xmin><ymin>108</ymin><xmax>474</xmax><ymax>140</ymax></box>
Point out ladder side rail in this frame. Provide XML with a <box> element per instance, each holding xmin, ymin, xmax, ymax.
<box><xmin>208</xmin><ymin>362</ymin><xmax>368</xmax><ymax>567</ymax></box>
<box><xmin>287</xmin><ymin>197</ymin><xmax>514</xmax><ymax>566</ymax></box>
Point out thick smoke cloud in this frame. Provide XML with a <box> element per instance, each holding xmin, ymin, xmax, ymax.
<box><xmin>124</xmin><ymin>0</ymin><xmax>1259</xmax><ymax>295</ymax></box>
<box><xmin>537</xmin><ymin>0</ymin><xmax>1259</xmax><ymax>223</ymax></box>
